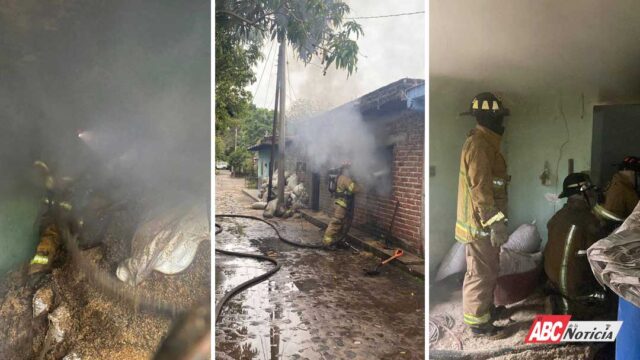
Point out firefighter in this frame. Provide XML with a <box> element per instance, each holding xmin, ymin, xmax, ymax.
<box><xmin>29</xmin><ymin>161</ymin><xmax>77</xmax><ymax>274</ymax></box>
<box><xmin>594</xmin><ymin>156</ymin><xmax>640</xmax><ymax>222</ymax></box>
<box><xmin>323</xmin><ymin>161</ymin><xmax>359</xmax><ymax>248</ymax></box>
<box><xmin>544</xmin><ymin>173</ymin><xmax>609</xmax><ymax>318</ymax></box>
<box><xmin>455</xmin><ymin>92</ymin><xmax>510</xmax><ymax>338</ymax></box>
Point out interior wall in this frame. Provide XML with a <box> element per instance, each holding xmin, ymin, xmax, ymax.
<box><xmin>429</xmin><ymin>75</ymin><xmax>598</xmax><ymax>274</ymax></box>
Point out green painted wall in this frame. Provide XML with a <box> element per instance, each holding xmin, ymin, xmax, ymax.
<box><xmin>0</xmin><ymin>185</ymin><xmax>41</xmax><ymax>275</ymax></box>
<box><xmin>429</xmin><ymin>76</ymin><xmax>598</xmax><ymax>275</ymax></box>
<box><xmin>258</xmin><ymin>150</ymin><xmax>271</xmax><ymax>179</ymax></box>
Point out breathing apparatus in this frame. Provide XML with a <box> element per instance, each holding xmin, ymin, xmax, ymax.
<box><xmin>328</xmin><ymin>161</ymin><xmax>352</xmax><ymax>195</ymax></box>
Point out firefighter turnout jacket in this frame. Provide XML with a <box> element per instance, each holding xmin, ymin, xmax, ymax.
<box><xmin>334</xmin><ymin>174</ymin><xmax>359</xmax><ymax>208</ymax></box>
<box><xmin>602</xmin><ymin>173</ymin><xmax>639</xmax><ymax>220</ymax></box>
<box><xmin>455</xmin><ymin>125</ymin><xmax>508</xmax><ymax>243</ymax></box>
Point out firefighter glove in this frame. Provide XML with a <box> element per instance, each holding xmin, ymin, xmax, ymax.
<box><xmin>489</xmin><ymin>221</ymin><xmax>508</xmax><ymax>248</ymax></box>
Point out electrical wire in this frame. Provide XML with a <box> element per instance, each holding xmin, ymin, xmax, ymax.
<box><xmin>285</xmin><ymin>51</ymin><xmax>297</xmax><ymax>104</ymax></box>
<box><xmin>346</xmin><ymin>11</ymin><xmax>424</xmax><ymax>20</ymax></box>
<box><xmin>253</xmin><ymin>39</ymin><xmax>276</xmax><ymax>99</ymax></box>
<box><xmin>263</xmin><ymin>46</ymin><xmax>278</xmax><ymax>108</ymax></box>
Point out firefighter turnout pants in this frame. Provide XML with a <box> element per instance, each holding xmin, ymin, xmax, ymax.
<box><xmin>323</xmin><ymin>205</ymin><xmax>348</xmax><ymax>245</ymax></box>
<box><xmin>463</xmin><ymin>234</ymin><xmax>500</xmax><ymax>327</ymax></box>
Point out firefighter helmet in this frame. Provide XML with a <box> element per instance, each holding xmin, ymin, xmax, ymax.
<box><xmin>619</xmin><ymin>156</ymin><xmax>640</xmax><ymax>171</ymax></box>
<box><xmin>559</xmin><ymin>173</ymin><xmax>592</xmax><ymax>198</ymax></box>
<box><xmin>460</xmin><ymin>92</ymin><xmax>510</xmax><ymax>117</ymax></box>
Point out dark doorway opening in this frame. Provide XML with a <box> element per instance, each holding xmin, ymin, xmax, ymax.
<box><xmin>311</xmin><ymin>172</ymin><xmax>320</xmax><ymax>211</ymax></box>
<box><xmin>591</xmin><ymin>104</ymin><xmax>640</xmax><ymax>187</ymax></box>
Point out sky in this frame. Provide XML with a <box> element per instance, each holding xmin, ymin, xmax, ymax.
<box><xmin>248</xmin><ymin>0</ymin><xmax>425</xmax><ymax>112</ymax></box>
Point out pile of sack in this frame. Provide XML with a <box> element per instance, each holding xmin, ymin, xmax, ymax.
<box><xmin>258</xmin><ymin>171</ymin><xmax>309</xmax><ymax>218</ymax></box>
<box><xmin>494</xmin><ymin>222</ymin><xmax>544</xmax><ymax>305</ymax></box>
<box><xmin>434</xmin><ymin>222</ymin><xmax>543</xmax><ymax>305</ymax></box>
<box><xmin>116</xmin><ymin>202</ymin><xmax>209</xmax><ymax>286</ymax></box>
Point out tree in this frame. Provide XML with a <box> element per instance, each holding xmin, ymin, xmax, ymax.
<box><xmin>215</xmin><ymin>12</ymin><xmax>262</xmax><ymax>135</ymax></box>
<box><xmin>216</xmin><ymin>0</ymin><xmax>363</xmax><ymax>76</ymax></box>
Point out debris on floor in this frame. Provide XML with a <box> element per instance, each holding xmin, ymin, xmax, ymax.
<box><xmin>33</xmin><ymin>286</ymin><xmax>54</xmax><ymax>317</ymax></box>
<box><xmin>0</xmin><ymin>205</ymin><xmax>211</xmax><ymax>359</ymax></box>
<box><xmin>429</xmin><ymin>276</ymin><xmax>607</xmax><ymax>359</ymax></box>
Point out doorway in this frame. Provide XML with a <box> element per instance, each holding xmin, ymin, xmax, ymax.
<box><xmin>310</xmin><ymin>172</ymin><xmax>320</xmax><ymax>211</ymax></box>
<box><xmin>591</xmin><ymin>104</ymin><xmax>640</xmax><ymax>187</ymax></box>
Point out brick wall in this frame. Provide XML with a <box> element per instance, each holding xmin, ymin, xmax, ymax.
<box><xmin>309</xmin><ymin>110</ymin><xmax>424</xmax><ymax>255</ymax></box>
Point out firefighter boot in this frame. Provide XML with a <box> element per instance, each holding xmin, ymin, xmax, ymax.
<box><xmin>470</xmin><ymin>323</ymin><xmax>509</xmax><ymax>339</ymax></box>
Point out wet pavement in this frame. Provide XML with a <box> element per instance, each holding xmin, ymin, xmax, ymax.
<box><xmin>215</xmin><ymin>171</ymin><xmax>425</xmax><ymax>359</ymax></box>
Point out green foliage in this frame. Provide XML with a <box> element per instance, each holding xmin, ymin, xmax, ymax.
<box><xmin>215</xmin><ymin>14</ymin><xmax>262</xmax><ymax>133</ymax></box>
<box><xmin>215</xmin><ymin>135</ymin><xmax>227</xmax><ymax>161</ymax></box>
<box><xmin>228</xmin><ymin>148</ymin><xmax>252</xmax><ymax>175</ymax></box>
<box><xmin>216</xmin><ymin>0</ymin><xmax>363</xmax><ymax>76</ymax></box>
<box><xmin>243</xmin><ymin>106</ymin><xmax>273</xmax><ymax>148</ymax></box>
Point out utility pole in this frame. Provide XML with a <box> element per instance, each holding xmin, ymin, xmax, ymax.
<box><xmin>276</xmin><ymin>39</ymin><xmax>287</xmax><ymax>210</ymax></box>
<box><xmin>234</xmin><ymin>127</ymin><xmax>238</xmax><ymax>151</ymax></box>
<box><xmin>266</xmin><ymin>59</ymin><xmax>281</xmax><ymax>202</ymax></box>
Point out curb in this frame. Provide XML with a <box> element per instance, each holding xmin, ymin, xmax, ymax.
<box><xmin>242</xmin><ymin>188</ymin><xmax>261</xmax><ymax>202</ymax></box>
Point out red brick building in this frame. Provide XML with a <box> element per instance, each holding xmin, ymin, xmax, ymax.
<box><xmin>295</xmin><ymin>78</ymin><xmax>425</xmax><ymax>255</ymax></box>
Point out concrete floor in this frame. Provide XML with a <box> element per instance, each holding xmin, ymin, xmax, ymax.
<box><xmin>215</xmin><ymin>171</ymin><xmax>425</xmax><ymax>359</ymax></box>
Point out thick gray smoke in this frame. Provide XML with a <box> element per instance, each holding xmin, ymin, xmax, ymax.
<box><xmin>0</xmin><ymin>0</ymin><xmax>210</xmax><ymax>209</ymax></box>
<box><xmin>291</xmin><ymin>104</ymin><xmax>392</xmax><ymax>194</ymax></box>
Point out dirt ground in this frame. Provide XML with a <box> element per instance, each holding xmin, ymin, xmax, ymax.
<box><xmin>214</xmin><ymin>171</ymin><xmax>425</xmax><ymax>359</ymax></box>
<box><xmin>429</xmin><ymin>275</ymin><xmax>612</xmax><ymax>360</ymax></box>
<box><xmin>0</xmin><ymin>201</ymin><xmax>211</xmax><ymax>359</ymax></box>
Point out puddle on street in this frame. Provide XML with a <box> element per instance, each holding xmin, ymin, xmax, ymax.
<box><xmin>215</xmin><ymin>177</ymin><xmax>424</xmax><ymax>359</ymax></box>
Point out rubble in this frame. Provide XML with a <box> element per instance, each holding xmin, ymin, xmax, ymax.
<box><xmin>48</xmin><ymin>305</ymin><xmax>72</xmax><ymax>343</ymax></box>
<box><xmin>33</xmin><ymin>286</ymin><xmax>54</xmax><ymax>317</ymax></box>
<box><xmin>250</xmin><ymin>201</ymin><xmax>267</xmax><ymax>210</ymax></box>
<box><xmin>63</xmin><ymin>352</ymin><xmax>81</xmax><ymax>360</ymax></box>
<box><xmin>260</xmin><ymin>171</ymin><xmax>309</xmax><ymax>218</ymax></box>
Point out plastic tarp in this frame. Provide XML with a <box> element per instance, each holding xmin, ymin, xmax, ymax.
<box><xmin>116</xmin><ymin>202</ymin><xmax>208</xmax><ymax>286</ymax></box>
<box><xmin>587</xmin><ymin>201</ymin><xmax>640</xmax><ymax>307</ymax></box>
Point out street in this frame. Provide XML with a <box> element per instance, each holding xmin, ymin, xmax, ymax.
<box><xmin>214</xmin><ymin>171</ymin><xmax>425</xmax><ymax>359</ymax></box>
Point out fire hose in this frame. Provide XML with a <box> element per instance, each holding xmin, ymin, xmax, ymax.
<box><xmin>214</xmin><ymin>214</ymin><xmax>329</xmax><ymax>323</ymax></box>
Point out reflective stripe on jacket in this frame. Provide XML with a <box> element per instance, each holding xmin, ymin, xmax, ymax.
<box><xmin>335</xmin><ymin>174</ymin><xmax>358</xmax><ymax>208</ymax></box>
<box><xmin>455</xmin><ymin>125</ymin><xmax>508</xmax><ymax>243</ymax></box>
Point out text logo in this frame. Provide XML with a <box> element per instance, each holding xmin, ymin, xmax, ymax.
<box><xmin>525</xmin><ymin>315</ymin><xmax>623</xmax><ymax>343</ymax></box>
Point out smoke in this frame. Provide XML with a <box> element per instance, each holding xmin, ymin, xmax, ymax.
<box><xmin>291</xmin><ymin>104</ymin><xmax>392</xmax><ymax>194</ymax></box>
<box><xmin>0</xmin><ymin>0</ymin><xmax>210</xmax><ymax>210</ymax></box>
<box><xmin>430</xmin><ymin>0</ymin><xmax>640</xmax><ymax>96</ymax></box>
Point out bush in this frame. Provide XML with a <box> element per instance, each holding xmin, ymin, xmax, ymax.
<box><xmin>228</xmin><ymin>149</ymin><xmax>252</xmax><ymax>176</ymax></box>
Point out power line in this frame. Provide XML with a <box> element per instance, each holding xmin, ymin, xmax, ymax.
<box><xmin>286</xmin><ymin>51</ymin><xmax>296</xmax><ymax>104</ymax></box>
<box><xmin>263</xmin><ymin>45</ymin><xmax>277</xmax><ymax>108</ymax></box>
<box><xmin>346</xmin><ymin>10</ymin><xmax>424</xmax><ymax>20</ymax></box>
<box><xmin>253</xmin><ymin>39</ymin><xmax>276</xmax><ymax>99</ymax></box>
